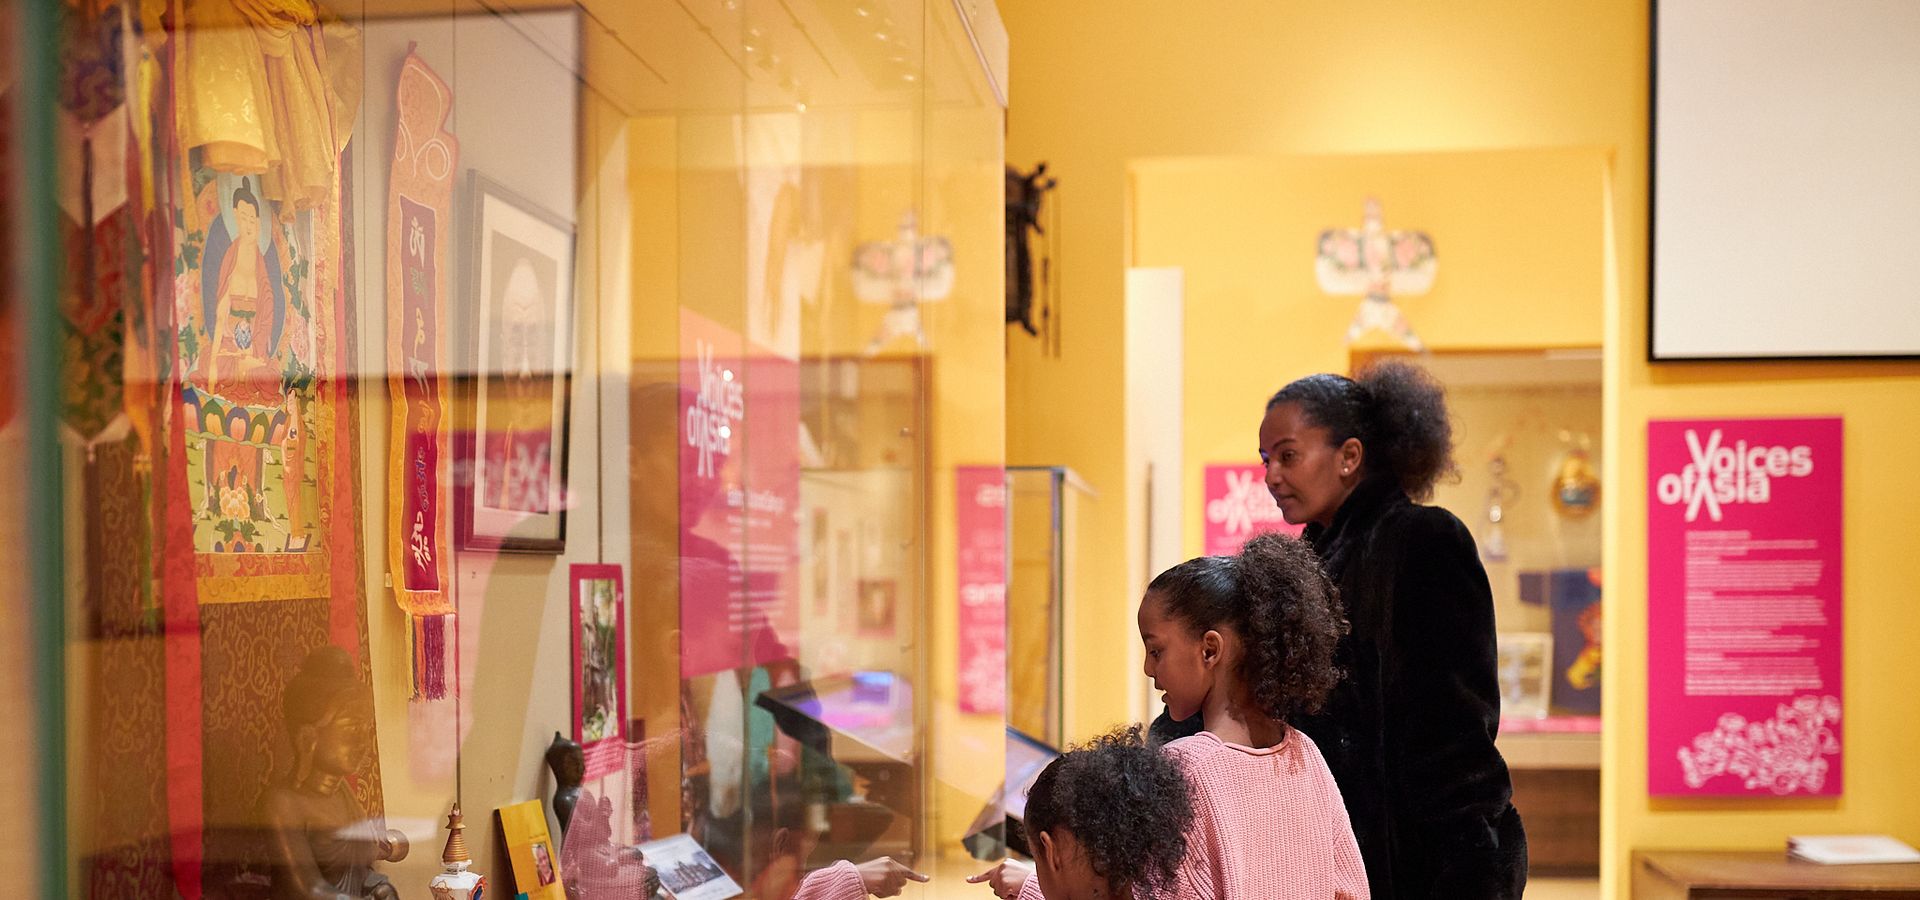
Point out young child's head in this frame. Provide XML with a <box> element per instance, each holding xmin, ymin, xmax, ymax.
<box><xmin>1138</xmin><ymin>533</ymin><xmax>1345</xmax><ymax>724</ymax></box>
<box><xmin>1024</xmin><ymin>725</ymin><xmax>1192</xmax><ymax>900</ymax></box>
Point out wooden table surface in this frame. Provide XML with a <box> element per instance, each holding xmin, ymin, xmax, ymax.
<box><xmin>1634</xmin><ymin>850</ymin><xmax>1920</xmax><ymax>897</ymax></box>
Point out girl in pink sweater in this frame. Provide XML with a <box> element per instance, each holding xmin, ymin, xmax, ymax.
<box><xmin>979</xmin><ymin>533</ymin><xmax>1369</xmax><ymax>900</ymax></box>
<box><xmin>786</xmin><ymin>856</ymin><xmax>927</xmax><ymax>900</ymax></box>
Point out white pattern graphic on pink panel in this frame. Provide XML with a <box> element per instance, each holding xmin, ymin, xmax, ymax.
<box><xmin>1676</xmin><ymin>695</ymin><xmax>1841</xmax><ymax>795</ymax></box>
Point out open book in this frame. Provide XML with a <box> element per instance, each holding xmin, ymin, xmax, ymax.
<box><xmin>1788</xmin><ymin>835</ymin><xmax>1920</xmax><ymax>865</ymax></box>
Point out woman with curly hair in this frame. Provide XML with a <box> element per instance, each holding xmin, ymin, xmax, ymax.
<box><xmin>1160</xmin><ymin>360</ymin><xmax>1527</xmax><ymax>898</ymax></box>
<box><xmin>980</xmin><ymin>533</ymin><xmax>1367</xmax><ymax>899</ymax></box>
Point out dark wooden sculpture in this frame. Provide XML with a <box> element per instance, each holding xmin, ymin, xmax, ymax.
<box><xmin>1006</xmin><ymin>162</ymin><xmax>1058</xmax><ymax>341</ymax></box>
<box><xmin>547</xmin><ymin>730</ymin><xmax>586</xmax><ymax>837</ymax></box>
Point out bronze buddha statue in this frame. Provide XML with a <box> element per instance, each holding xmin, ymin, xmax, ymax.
<box><xmin>260</xmin><ymin>646</ymin><xmax>407</xmax><ymax>900</ymax></box>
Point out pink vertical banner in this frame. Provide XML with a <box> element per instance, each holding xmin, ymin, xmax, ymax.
<box><xmin>1202</xmin><ymin>464</ymin><xmax>1303</xmax><ymax>557</ymax></box>
<box><xmin>743</xmin><ymin>348</ymin><xmax>802</xmax><ymax>664</ymax></box>
<box><xmin>1647</xmin><ymin>417</ymin><xmax>1843</xmax><ymax>796</ymax></box>
<box><xmin>396</xmin><ymin>196</ymin><xmax>444</xmax><ymax>593</ymax></box>
<box><xmin>678</xmin><ymin>310</ymin><xmax>801</xmax><ymax>678</ymax></box>
<box><xmin>679</xmin><ymin>309</ymin><xmax>743</xmax><ymax>677</ymax></box>
<box><xmin>956</xmin><ymin>466</ymin><xmax>1008</xmax><ymax>713</ymax></box>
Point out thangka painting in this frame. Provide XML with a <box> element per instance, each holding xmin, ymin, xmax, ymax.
<box><xmin>174</xmin><ymin>162</ymin><xmax>346</xmax><ymax>603</ymax></box>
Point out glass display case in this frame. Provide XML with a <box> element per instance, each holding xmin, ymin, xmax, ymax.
<box><xmin>1005</xmin><ymin>465</ymin><xmax>1091</xmax><ymax>748</ymax></box>
<box><xmin>6</xmin><ymin>0</ymin><xmax>1009</xmax><ymax>897</ymax></box>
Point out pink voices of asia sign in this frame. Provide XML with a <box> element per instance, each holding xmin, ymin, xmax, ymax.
<box><xmin>1646</xmin><ymin>417</ymin><xmax>1843</xmax><ymax>797</ymax></box>
<box><xmin>678</xmin><ymin>309</ymin><xmax>801</xmax><ymax>678</ymax></box>
<box><xmin>955</xmin><ymin>466</ymin><xmax>1008</xmax><ymax>714</ymax></box>
<box><xmin>1202</xmin><ymin>464</ymin><xmax>1302</xmax><ymax>557</ymax></box>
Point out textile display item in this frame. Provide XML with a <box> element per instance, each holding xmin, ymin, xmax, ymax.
<box><xmin>155</xmin><ymin>6</ymin><xmax>375</xmax><ymax>899</ymax></box>
<box><xmin>54</xmin><ymin>10</ymin><xmax>174</xmax><ymax>895</ymax></box>
<box><xmin>384</xmin><ymin>50</ymin><xmax>458</xmax><ymax>698</ymax></box>
<box><xmin>176</xmin><ymin>168</ymin><xmax>332</xmax><ymax>567</ymax></box>
<box><xmin>1519</xmin><ymin>567</ymin><xmax>1603</xmax><ymax>715</ymax></box>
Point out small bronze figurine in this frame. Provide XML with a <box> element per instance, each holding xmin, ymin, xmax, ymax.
<box><xmin>547</xmin><ymin>730</ymin><xmax>586</xmax><ymax>837</ymax></box>
<box><xmin>260</xmin><ymin>646</ymin><xmax>408</xmax><ymax>900</ymax></box>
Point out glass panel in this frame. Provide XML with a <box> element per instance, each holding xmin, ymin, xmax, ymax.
<box><xmin>27</xmin><ymin>0</ymin><xmax>1006</xmax><ymax>897</ymax></box>
<box><xmin>4</xmin><ymin>4</ymin><xmax>54</xmax><ymax>898</ymax></box>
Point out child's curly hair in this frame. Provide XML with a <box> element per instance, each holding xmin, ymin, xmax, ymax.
<box><xmin>1024</xmin><ymin>724</ymin><xmax>1193</xmax><ymax>898</ymax></box>
<box><xmin>1146</xmin><ymin>533</ymin><xmax>1347</xmax><ymax>722</ymax></box>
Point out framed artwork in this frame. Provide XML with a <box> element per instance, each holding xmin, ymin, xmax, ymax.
<box><xmin>460</xmin><ymin>171</ymin><xmax>574</xmax><ymax>552</ymax></box>
<box><xmin>571</xmin><ymin>564</ymin><xmax>628</xmax><ymax>780</ymax></box>
<box><xmin>1496</xmin><ymin>632</ymin><xmax>1553</xmax><ymax>720</ymax></box>
<box><xmin>857</xmin><ymin>577</ymin><xmax>898</xmax><ymax>638</ymax></box>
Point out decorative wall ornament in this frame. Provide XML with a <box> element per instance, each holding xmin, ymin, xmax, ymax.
<box><xmin>1552</xmin><ymin>431</ymin><xmax>1601</xmax><ymax>518</ymax></box>
<box><xmin>1315</xmin><ymin>197</ymin><xmax>1435</xmax><ymax>350</ymax></box>
<box><xmin>1481</xmin><ymin>436</ymin><xmax>1519</xmax><ymax>562</ymax></box>
<box><xmin>1006</xmin><ymin>162</ymin><xmax>1058</xmax><ymax>352</ymax></box>
<box><xmin>853</xmin><ymin>209</ymin><xmax>953</xmax><ymax>355</ymax></box>
<box><xmin>385</xmin><ymin>49</ymin><xmax>459</xmax><ymax>698</ymax></box>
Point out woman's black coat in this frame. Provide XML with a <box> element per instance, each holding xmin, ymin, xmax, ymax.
<box><xmin>1154</xmin><ymin>475</ymin><xmax>1527</xmax><ymax>898</ymax></box>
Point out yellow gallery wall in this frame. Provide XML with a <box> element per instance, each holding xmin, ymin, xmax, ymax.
<box><xmin>1127</xmin><ymin>149</ymin><xmax>1610</xmax><ymax>561</ymax></box>
<box><xmin>1001</xmin><ymin>1</ymin><xmax>1920</xmax><ymax>896</ymax></box>
<box><xmin>1002</xmin><ymin>0</ymin><xmax>1651</xmax><ymax>743</ymax></box>
<box><xmin>1601</xmin><ymin>239</ymin><xmax>1920</xmax><ymax>884</ymax></box>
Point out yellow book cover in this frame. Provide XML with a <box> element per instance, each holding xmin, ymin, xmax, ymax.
<box><xmin>498</xmin><ymin>799</ymin><xmax>565</xmax><ymax>899</ymax></box>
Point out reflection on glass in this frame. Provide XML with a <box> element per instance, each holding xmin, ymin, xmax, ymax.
<box><xmin>27</xmin><ymin>1</ymin><xmax>1006</xmax><ymax>897</ymax></box>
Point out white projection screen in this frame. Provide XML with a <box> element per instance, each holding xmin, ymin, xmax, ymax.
<box><xmin>1652</xmin><ymin>0</ymin><xmax>1920</xmax><ymax>360</ymax></box>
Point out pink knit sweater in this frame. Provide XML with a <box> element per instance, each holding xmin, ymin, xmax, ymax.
<box><xmin>790</xmin><ymin>860</ymin><xmax>867</xmax><ymax>900</ymax></box>
<box><xmin>1019</xmin><ymin>728</ymin><xmax>1368</xmax><ymax>900</ymax></box>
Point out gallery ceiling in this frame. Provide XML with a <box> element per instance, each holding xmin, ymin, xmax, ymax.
<box><xmin>324</xmin><ymin>0</ymin><xmax>991</xmax><ymax>117</ymax></box>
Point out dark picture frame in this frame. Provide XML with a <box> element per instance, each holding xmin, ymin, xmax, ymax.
<box><xmin>1648</xmin><ymin>0</ymin><xmax>1920</xmax><ymax>362</ymax></box>
<box><xmin>459</xmin><ymin>171</ymin><xmax>575</xmax><ymax>552</ymax></box>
